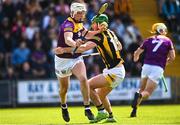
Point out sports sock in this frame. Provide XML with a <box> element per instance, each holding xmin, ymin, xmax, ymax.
<box><xmin>108</xmin><ymin>112</ymin><xmax>113</xmax><ymax>118</ymax></box>
<box><xmin>61</xmin><ymin>103</ymin><xmax>67</xmax><ymax>109</ymax></box>
<box><xmin>84</xmin><ymin>104</ymin><xmax>91</xmax><ymax>110</ymax></box>
<box><xmin>96</xmin><ymin>104</ymin><xmax>105</xmax><ymax>112</ymax></box>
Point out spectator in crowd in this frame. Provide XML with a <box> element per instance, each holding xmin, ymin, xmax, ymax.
<box><xmin>30</xmin><ymin>40</ymin><xmax>49</xmax><ymax>79</ymax></box>
<box><xmin>4</xmin><ymin>66</ymin><xmax>16</xmax><ymax>81</ymax></box>
<box><xmin>25</xmin><ymin>19</ymin><xmax>39</xmax><ymax>47</ymax></box>
<box><xmin>12</xmin><ymin>19</ymin><xmax>26</xmax><ymax>45</ymax></box>
<box><xmin>55</xmin><ymin>1</ymin><xmax>70</xmax><ymax>24</ymax></box>
<box><xmin>114</xmin><ymin>0</ymin><xmax>131</xmax><ymax>15</ymax></box>
<box><xmin>114</xmin><ymin>0</ymin><xmax>132</xmax><ymax>24</ymax></box>
<box><xmin>25</xmin><ymin>0</ymin><xmax>42</xmax><ymax>20</ymax></box>
<box><xmin>19</xmin><ymin>62</ymin><xmax>33</xmax><ymax>79</ymax></box>
<box><xmin>2</xmin><ymin>0</ymin><xmax>15</xmax><ymax>24</ymax></box>
<box><xmin>110</xmin><ymin>17</ymin><xmax>125</xmax><ymax>40</ymax></box>
<box><xmin>3</xmin><ymin>31</ymin><xmax>15</xmax><ymax>67</ymax></box>
<box><xmin>0</xmin><ymin>5</ymin><xmax>5</xmax><ymax>24</ymax></box>
<box><xmin>157</xmin><ymin>0</ymin><xmax>166</xmax><ymax>16</ymax></box>
<box><xmin>162</xmin><ymin>0</ymin><xmax>178</xmax><ymax>32</ymax></box>
<box><xmin>11</xmin><ymin>41</ymin><xmax>31</xmax><ymax>71</ymax></box>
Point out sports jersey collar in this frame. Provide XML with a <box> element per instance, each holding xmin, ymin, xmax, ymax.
<box><xmin>68</xmin><ymin>17</ymin><xmax>83</xmax><ymax>23</ymax></box>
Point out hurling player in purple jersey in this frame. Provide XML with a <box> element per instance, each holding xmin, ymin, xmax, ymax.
<box><xmin>130</xmin><ymin>23</ymin><xmax>175</xmax><ymax>117</ymax></box>
<box><xmin>53</xmin><ymin>14</ymin><xmax>125</xmax><ymax>123</ymax></box>
<box><xmin>53</xmin><ymin>2</ymin><xmax>101</xmax><ymax>122</ymax></box>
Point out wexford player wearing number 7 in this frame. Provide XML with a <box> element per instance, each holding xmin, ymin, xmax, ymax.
<box><xmin>130</xmin><ymin>23</ymin><xmax>175</xmax><ymax>117</ymax></box>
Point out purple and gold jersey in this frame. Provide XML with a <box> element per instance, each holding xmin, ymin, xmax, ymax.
<box><xmin>57</xmin><ymin>17</ymin><xmax>84</xmax><ymax>58</ymax></box>
<box><xmin>140</xmin><ymin>35</ymin><xmax>173</xmax><ymax>69</ymax></box>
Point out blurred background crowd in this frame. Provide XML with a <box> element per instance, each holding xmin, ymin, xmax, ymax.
<box><xmin>0</xmin><ymin>0</ymin><xmax>179</xmax><ymax>81</ymax></box>
<box><xmin>157</xmin><ymin>0</ymin><xmax>180</xmax><ymax>51</ymax></box>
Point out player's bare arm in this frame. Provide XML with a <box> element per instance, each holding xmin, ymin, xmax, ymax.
<box><xmin>133</xmin><ymin>47</ymin><xmax>144</xmax><ymax>62</ymax></box>
<box><xmin>54</xmin><ymin>41</ymin><xmax>96</xmax><ymax>54</ymax></box>
<box><xmin>82</xmin><ymin>28</ymin><xmax>99</xmax><ymax>38</ymax></box>
<box><xmin>64</xmin><ymin>32</ymin><xmax>84</xmax><ymax>47</ymax></box>
<box><xmin>53</xmin><ymin>47</ymin><xmax>65</xmax><ymax>54</ymax></box>
<box><xmin>76</xmin><ymin>41</ymin><xmax>96</xmax><ymax>53</ymax></box>
<box><xmin>64</xmin><ymin>32</ymin><xmax>76</xmax><ymax>47</ymax></box>
<box><xmin>166</xmin><ymin>49</ymin><xmax>176</xmax><ymax>65</ymax></box>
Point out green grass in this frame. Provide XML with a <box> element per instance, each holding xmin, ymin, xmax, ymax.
<box><xmin>0</xmin><ymin>105</ymin><xmax>180</xmax><ymax>125</ymax></box>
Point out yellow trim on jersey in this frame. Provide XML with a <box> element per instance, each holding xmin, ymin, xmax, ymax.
<box><xmin>64</xmin><ymin>27</ymin><xmax>73</xmax><ymax>32</ymax></box>
<box><xmin>102</xmin><ymin>32</ymin><xmax>113</xmax><ymax>59</ymax></box>
<box><xmin>96</xmin><ymin>46</ymin><xmax>110</xmax><ymax>68</ymax></box>
<box><xmin>67</xmin><ymin>17</ymin><xmax>83</xmax><ymax>33</ymax></box>
<box><xmin>116</xmin><ymin>51</ymin><xmax>121</xmax><ymax>58</ymax></box>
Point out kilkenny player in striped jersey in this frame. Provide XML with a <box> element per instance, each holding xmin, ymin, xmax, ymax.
<box><xmin>54</xmin><ymin>14</ymin><xmax>125</xmax><ymax>123</ymax></box>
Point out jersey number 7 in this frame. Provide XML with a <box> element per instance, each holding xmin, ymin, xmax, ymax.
<box><xmin>152</xmin><ymin>39</ymin><xmax>163</xmax><ymax>52</ymax></box>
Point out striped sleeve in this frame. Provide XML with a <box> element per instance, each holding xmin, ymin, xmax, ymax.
<box><xmin>63</xmin><ymin>21</ymin><xmax>74</xmax><ymax>32</ymax></box>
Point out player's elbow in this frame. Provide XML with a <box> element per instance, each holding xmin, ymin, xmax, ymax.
<box><xmin>169</xmin><ymin>55</ymin><xmax>175</xmax><ymax>62</ymax></box>
<box><xmin>169</xmin><ymin>51</ymin><xmax>176</xmax><ymax>61</ymax></box>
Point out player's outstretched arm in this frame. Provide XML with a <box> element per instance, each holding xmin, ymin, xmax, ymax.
<box><xmin>75</xmin><ymin>41</ymin><xmax>96</xmax><ymax>53</ymax></box>
<box><xmin>53</xmin><ymin>41</ymin><xmax>96</xmax><ymax>54</ymax></box>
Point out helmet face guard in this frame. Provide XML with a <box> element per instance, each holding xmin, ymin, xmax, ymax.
<box><xmin>151</xmin><ymin>23</ymin><xmax>168</xmax><ymax>35</ymax></box>
<box><xmin>70</xmin><ymin>3</ymin><xmax>86</xmax><ymax>18</ymax></box>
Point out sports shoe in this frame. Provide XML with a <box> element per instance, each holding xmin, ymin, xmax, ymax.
<box><xmin>90</xmin><ymin>111</ymin><xmax>108</xmax><ymax>123</ymax></box>
<box><xmin>130</xmin><ymin>108</ymin><xmax>137</xmax><ymax>117</ymax></box>
<box><xmin>131</xmin><ymin>92</ymin><xmax>142</xmax><ymax>108</ymax></box>
<box><xmin>85</xmin><ymin>109</ymin><xmax>95</xmax><ymax>120</ymax></box>
<box><xmin>103</xmin><ymin>117</ymin><xmax>117</xmax><ymax>123</ymax></box>
<box><xmin>61</xmin><ymin>108</ymin><xmax>70</xmax><ymax>122</ymax></box>
<box><xmin>130</xmin><ymin>92</ymin><xmax>142</xmax><ymax>118</ymax></box>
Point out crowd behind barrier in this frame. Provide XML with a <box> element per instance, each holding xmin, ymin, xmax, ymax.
<box><xmin>0</xmin><ymin>0</ymin><xmax>143</xmax><ymax>80</ymax></box>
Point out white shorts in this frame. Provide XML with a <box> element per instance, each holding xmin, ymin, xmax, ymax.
<box><xmin>141</xmin><ymin>64</ymin><xmax>164</xmax><ymax>84</ymax></box>
<box><xmin>103</xmin><ymin>65</ymin><xmax>125</xmax><ymax>88</ymax></box>
<box><xmin>54</xmin><ymin>55</ymin><xmax>84</xmax><ymax>78</ymax></box>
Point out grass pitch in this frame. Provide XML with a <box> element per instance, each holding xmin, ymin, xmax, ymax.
<box><xmin>0</xmin><ymin>105</ymin><xmax>180</xmax><ymax>125</ymax></box>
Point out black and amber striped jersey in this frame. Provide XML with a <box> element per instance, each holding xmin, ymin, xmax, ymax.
<box><xmin>88</xmin><ymin>29</ymin><xmax>124</xmax><ymax>69</ymax></box>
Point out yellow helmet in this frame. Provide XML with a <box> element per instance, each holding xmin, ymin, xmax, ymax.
<box><xmin>150</xmin><ymin>23</ymin><xmax>167</xmax><ymax>35</ymax></box>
